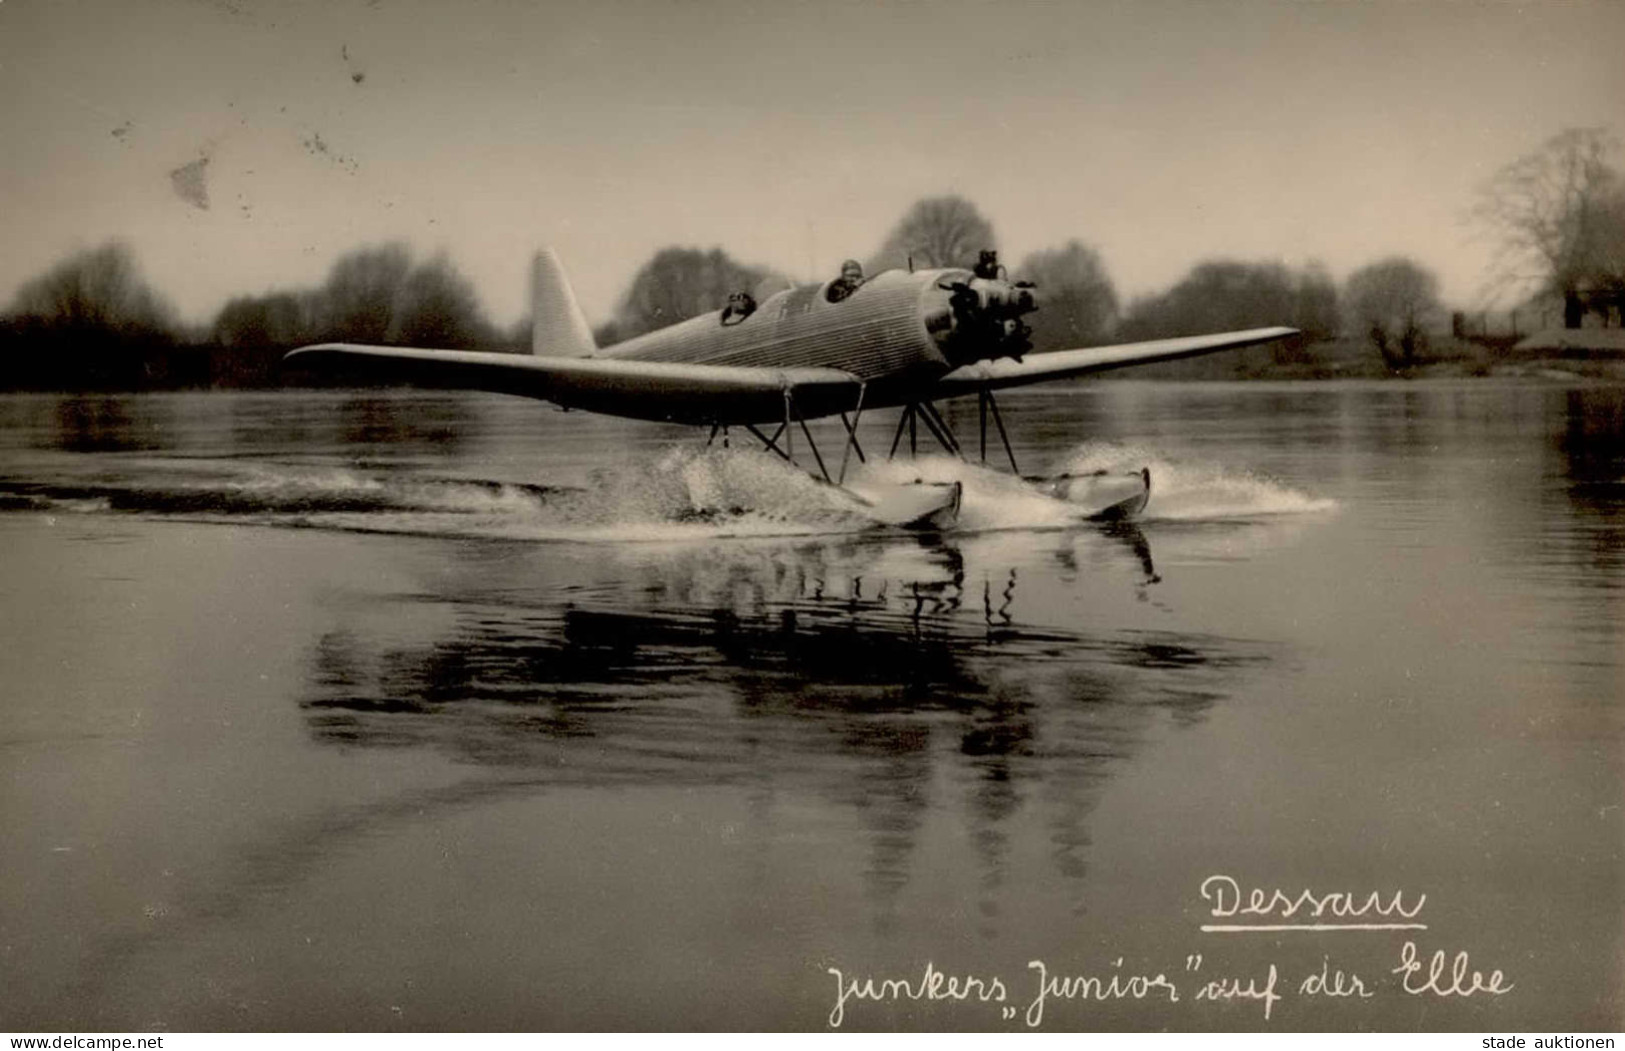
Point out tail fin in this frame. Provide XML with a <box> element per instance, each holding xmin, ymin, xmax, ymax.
<box><xmin>530</xmin><ymin>248</ymin><xmax>595</xmax><ymax>357</ymax></box>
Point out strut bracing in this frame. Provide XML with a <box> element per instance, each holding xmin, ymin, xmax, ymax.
<box><xmin>977</xmin><ymin>386</ymin><xmax>1020</xmax><ymax>474</ymax></box>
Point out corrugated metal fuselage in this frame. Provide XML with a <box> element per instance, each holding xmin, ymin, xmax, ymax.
<box><xmin>597</xmin><ymin>268</ymin><xmax>967</xmax><ymax>425</ymax></box>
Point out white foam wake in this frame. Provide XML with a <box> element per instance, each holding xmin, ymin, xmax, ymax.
<box><xmin>6</xmin><ymin>443</ymin><xmax>1335</xmax><ymax>542</ymax></box>
<box><xmin>1052</xmin><ymin>442</ymin><xmax>1338</xmax><ymax>521</ymax></box>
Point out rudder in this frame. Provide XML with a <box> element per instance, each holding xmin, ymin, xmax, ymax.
<box><xmin>531</xmin><ymin>248</ymin><xmax>595</xmax><ymax>357</ymax></box>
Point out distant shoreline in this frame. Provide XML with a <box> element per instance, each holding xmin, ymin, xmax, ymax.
<box><xmin>2</xmin><ymin>334</ymin><xmax>1623</xmax><ymax>394</ymax></box>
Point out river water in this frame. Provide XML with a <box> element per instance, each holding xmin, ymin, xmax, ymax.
<box><xmin>0</xmin><ymin>381</ymin><xmax>1620</xmax><ymax>1031</ymax></box>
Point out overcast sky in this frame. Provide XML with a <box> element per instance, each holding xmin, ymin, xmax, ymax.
<box><xmin>3</xmin><ymin>0</ymin><xmax>1622</xmax><ymax>328</ymax></box>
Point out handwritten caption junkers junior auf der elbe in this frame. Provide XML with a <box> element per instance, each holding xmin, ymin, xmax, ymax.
<box><xmin>824</xmin><ymin>874</ymin><xmax>1512</xmax><ymax>1028</ymax></box>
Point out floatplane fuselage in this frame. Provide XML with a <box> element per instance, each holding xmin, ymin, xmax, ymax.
<box><xmin>286</xmin><ymin>249</ymin><xmax>1296</xmax><ymax>527</ymax></box>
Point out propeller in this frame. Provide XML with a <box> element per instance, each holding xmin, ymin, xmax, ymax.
<box><xmin>935</xmin><ymin>254</ymin><xmax>1037</xmax><ymax>365</ymax></box>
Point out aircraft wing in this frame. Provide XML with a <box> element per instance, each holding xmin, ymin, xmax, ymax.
<box><xmin>283</xmin><ymin>343</ymin><xmax>860</xmax><ymax>425</ymax></box>
<box><xmin>930</xmin><ymin>327</ymin><xmax>1299</xmax><ymax>394</ymax></box>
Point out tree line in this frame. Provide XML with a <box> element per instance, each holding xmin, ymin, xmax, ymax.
<box><xmin>0</xmin><ymin>241</ymin><xmax>523</xmax><ymax>390</ymax></box>
<box><xmin>3</xmin><ymin>126</ymin><xmax>1620</xmax><ymax>390</ymax></box>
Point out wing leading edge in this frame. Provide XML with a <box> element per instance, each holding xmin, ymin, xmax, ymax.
<box><xmin>285</xmin><ymin>326</ymin><xmax>1298</xmax><ymax>424</ymax></box>
<box><xmin>930</xmin><ymin>327</ymin><xmax>1300</xmax><ymax>395</ymax></box>
<box><xmin>283</xmin><ymin>343</ymin><xmax>860</xmax><ymax>425</ymax></box>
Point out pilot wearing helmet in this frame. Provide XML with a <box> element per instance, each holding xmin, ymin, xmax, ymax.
<box><xmin>826</xmin><ymin>259</ymin><xmax>865</xmax><ymax>303</ymax></box>
<box><xmin>720</xmin><ymin>290</ymin><xmax>756</xmax><ymax>325</ymax></box>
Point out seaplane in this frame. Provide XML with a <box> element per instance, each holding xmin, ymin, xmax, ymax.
<box><xmin>285</xmin><ymin>250</ymin><xmax>1295</xmax><ymax>529</ymax></box>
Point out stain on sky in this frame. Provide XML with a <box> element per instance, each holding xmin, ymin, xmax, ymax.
<box><xmin>169</xmin><ymin>156</ymin><xmax>210</xmax><ymax>210</ymax></box>
<box><xmin>342</xmin><ymin>43</ymin><xmax>365</xmax><ymax>85</ymax></box>
<box><xmin>301</xmin><ymin>130</ymin><xmax>359</xmax><ymax>174</ymax></box>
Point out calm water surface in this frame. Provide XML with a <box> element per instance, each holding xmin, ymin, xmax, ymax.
<box><xmin>0</xmin><ymin>382</ymin><xmax>1620</xmax><ymax>1031</ymax></box>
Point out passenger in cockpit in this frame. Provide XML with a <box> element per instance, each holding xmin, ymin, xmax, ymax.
<box><xmin>826</xmin><ymin>259</ymin><xmax>864</xmax><ymax>303</ymax></box>
<box><xmin>721</xmin><ymin>291</ymin><xmax>756</xmax><ymax>325</ymax></box>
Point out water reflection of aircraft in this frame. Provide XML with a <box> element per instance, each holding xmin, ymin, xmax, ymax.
<box><xmin>286</xmin><ymin>250</ymin><xmax>1294</xmax><ymax>528</ymax></box>
<box><xmin>299</xmin><ymin>532</ymin><xmax>1264</xmax><ymax>913</ymax></box>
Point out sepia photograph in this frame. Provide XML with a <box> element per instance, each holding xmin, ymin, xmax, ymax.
<box><xmin>1</xmin><ymin>0</ymin><xmax>1622</xmax><ymax>1034</ymax></box>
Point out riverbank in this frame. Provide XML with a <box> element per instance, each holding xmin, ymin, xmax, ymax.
<box><xmin>4</xmin><ymin>333</ymin><xmax>1625</xmax><ymax>394</ymax></box>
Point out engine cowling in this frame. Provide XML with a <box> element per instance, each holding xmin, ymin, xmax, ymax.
<box><xmin>929</xmin><ymin>272</ymin><xmax>1038</xmax><ymax>367</ymax></box>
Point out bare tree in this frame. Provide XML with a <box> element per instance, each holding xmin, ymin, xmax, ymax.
<box><xmin>9</xmin><ymin>241</ymin><xmax>174</xmax><ymax>334</ymax></box>
<box><xmin>391</xmin><ymin>253</ymin><xmax>492</xmax><ymax>349</ymax></box>
<box><xmin>303</xmin><ymin>244</ymin><xmax>494</xmax><ymax>348</ymax></box>
<box><xmin>315</xmin><ymin>243</ymin><xmax>413</xmax><ymax>343</ymax></box>
<box><xmin>1119</xmin><ymin>260</ymin><xmax>1301</xmax><ymax>340</ymax></box>
<box><xmin>1017</xmin><ymin>240</ymin><xmax>1118</xmax><ymax>351</ymax></box>
<box><xmin>1345</xmin><ymin>257</ymin><xmax>1440</xmax><ymax>368</ymax></box>
<box><xmin>1589</xmin><ymin>185</ymin><xmax>1625</xmax><ymax>319</ymax></box>
<box><xmin>609</xmin><ymin>247</ymin><xmax>779</xmax><ymax>341</ymax></box>
<box><xmin>1294</xmin><ymin>261</ymin><xmax>1341</xmax><ymax>343</ymax></box>
<box><xmin>4</xmin><ymin>242</ymin><xmax>180</xmax><ymax>388</ymax></box>
<box><xmin>215</xmin><ymin>292</ymin><xmax>311</xmax><ymax>349</ymax></box>
<box><xmin>1114</xmin><ymin>259</ymin><xmax>1335</xmax><ymax>365</ymax></box>
<box><xmin>1474</xmin><ymin>127</ymin><xmax>1625</xmax><ymax>327</ymax></box>
<box><xmin>868</xmin><ymin>196</ymin><xmax>996</xmax><ymax>273</ymax></box>
<box><xmin>209</xmin><ymin>292</ymin><xmax>315</xmax><ymax>384</ymax></box>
